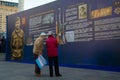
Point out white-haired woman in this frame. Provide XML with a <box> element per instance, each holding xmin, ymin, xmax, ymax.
<box><xmin>33</xmin><ymin>32</ymin><xmax>46</xmax><ymax>77</ymax></box>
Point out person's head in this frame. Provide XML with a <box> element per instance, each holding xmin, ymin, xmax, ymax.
<box><xmin>15</xmin><ymin>17</ymin><xmax>21</xmax><ymax>30</ymax></box>
<box><xmin>47</xmin><ymin>31</ymin><xmax>54</xmax><ymax>36</ymax></box>
<box><xmin>40</xmin><ymin>32</ymin><xmax>46</xmax><ymax>39</ymax></box>
<box><xmin>80</xmin><ymin>6</ymin><xmax>85</xmax><ymax>12</ymax></box>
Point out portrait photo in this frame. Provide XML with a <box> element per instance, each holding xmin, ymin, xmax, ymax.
<box><xmin>78</xmin><ymin>4</ymin><xmax>87</xmax><ymax>19</ymax></box>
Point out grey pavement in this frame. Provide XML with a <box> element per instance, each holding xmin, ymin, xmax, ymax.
<box><xmin>0</xmin><ymin>61</ymin><xmax>120</xmax><ymax>80</ymax></box>
<box><xmin>0</xmin><ymin>53</ymin><xmax>120</xmax><ymax>80</ymax></box>
<box><xmin>0</xmin><ymin>53</ymin><xmax>5</xmax><ymax>61</ymax></box>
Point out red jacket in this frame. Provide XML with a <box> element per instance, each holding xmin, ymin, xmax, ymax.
<box><xmin>46</xmin><ymin>35</ymin><xmax>58</xmax><ymax>57</ymax></box>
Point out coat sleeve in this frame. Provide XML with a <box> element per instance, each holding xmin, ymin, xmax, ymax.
<box><xmin>38</xmin><ymin>40</ymin><xmax>44</xmax><ymax>54</ymax></box>
<box><xmin>55</xmin><ymin>39</ymin><xmax>58</xmax><ymax>48</ymax></box>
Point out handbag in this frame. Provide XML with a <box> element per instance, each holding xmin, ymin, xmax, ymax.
<box><xmin>35</xmin><ymin>55</ymin><xmax>47</xmax><ymax>69</ymax></box>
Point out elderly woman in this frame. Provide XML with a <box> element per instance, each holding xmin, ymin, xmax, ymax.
<box><xmin>46</xmin><ymin>31</ymin><xmax>62</xmax><ymax>77</ymax></box>
<box><xmin>33</xmin><ymin>32</ymin><xmax>46</xmax><ymax>77</ymax></box>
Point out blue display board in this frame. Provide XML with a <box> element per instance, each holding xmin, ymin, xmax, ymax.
<box><xmin>6</xmin><ymin>0</ymin><xmax>120</xmax><ymax>71</ymax></box>
<box><xmin>6</xmin><ymin>1</ymin><xmax>58</xmax><ymax>62</ymax></box>
<box><xmin>58</xmin><ymin>0</ymin><xmax>120</xmax><ymax>71</ymax></box>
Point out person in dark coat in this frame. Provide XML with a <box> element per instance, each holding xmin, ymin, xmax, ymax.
<box><xmin>46</xmin><ymin>31</ymin><xmax>62</xmax><ymax>77</ymax></box>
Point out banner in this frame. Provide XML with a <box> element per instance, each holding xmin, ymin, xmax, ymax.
<box><xmin>6</xmin><ymin>0</ymin><xmax>120</xmax><ymax>70</ymax></box>
<box><xmin>59</xmin><ymin>0</ymin><xmax>120</xmax><ymax>67</ymax></box>
<box><xmin>6</xmin><ymin>1</ymin><xmax>58</xmax><ymax>62</ymax></box>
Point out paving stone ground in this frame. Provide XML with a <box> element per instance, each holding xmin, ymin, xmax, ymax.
<box><xmin>0</xmin><ymin>61</ymin><xmax>120</xmax><ymax>80</ymax></box>
<box><xmin>0</xmin><ymin>53</ymin><xmax>120</xmax><ymax>80</ymax></box>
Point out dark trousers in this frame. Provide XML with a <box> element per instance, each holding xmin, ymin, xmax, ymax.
<box><xmin>48</xmin><ymin>56</ymin><xmax>60</xmax><ymax>76</ymax></box>
<box><xmin>34</xmin><ymin>54</ymin><xmax>41</xmax><ymax>74</ymax></box>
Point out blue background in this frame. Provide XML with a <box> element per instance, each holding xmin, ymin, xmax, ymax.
<box><xmin>6</xmin><ymin>0</ymin><xmax>120</xmax><ymax>72</ymax></box>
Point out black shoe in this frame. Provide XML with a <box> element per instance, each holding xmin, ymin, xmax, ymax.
<box><xmin>56</xmin><ymin>74</ymin><xmax>62</xmax><ymax>77</ymax></box>
<box><xmin>50</xmin><ymin>75</ymin><xmax>53</xmax><ymax>77</ymax></box>
<box><xmin>50</xmin><ymin>74</ymin><xmax>53</xmax><ymax>77</ymax></box>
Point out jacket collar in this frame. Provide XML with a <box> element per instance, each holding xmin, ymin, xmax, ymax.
<box><xmin>48</xmin><ymin>35</ymin><xmax>54</xmax><ymax>38</ymax></box>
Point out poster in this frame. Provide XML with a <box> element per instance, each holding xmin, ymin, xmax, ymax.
<box><xmin>6</xmin><ymin>1</ymin><xmax>58</xmax><ymax>61</ymax></box>
<box><xmin>29</xmin><ymin>10</ymin><xmax>55</xmax><ymax>41</ymax></box>
<box><xmin>59</xmin><ymin>0</ymin><xmax>120</xmax><ymax>68</ymax></box>
<box><xmin>62</xmin><ymin>0</ymin><xmax>120</xmax><ymax>42</ymax></box>
<box><xmin>78</xmin><ymin>4</ymin><xmax>87</xmax><ymax>19</ymax></box>
<box><xmin>6</xmin><ymin>0</ymin><xmax>120</xmax><ymax>71</ymax></box>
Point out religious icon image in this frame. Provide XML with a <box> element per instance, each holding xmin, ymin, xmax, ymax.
<box><xmin>78</xmin><ymin>4</ymin><xmax>87</xmax><ymax>19</ymax></box>
<box><xmin>11</xmin><ymin>17</ymin><xmax>24</xmax><ymax>60</ymax></box>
